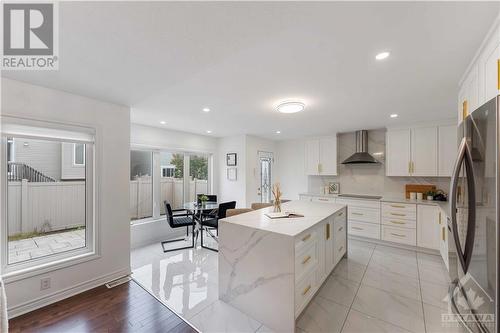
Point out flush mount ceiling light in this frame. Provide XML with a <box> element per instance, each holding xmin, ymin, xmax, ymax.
<box><xmin>276</xmin><ymin>101</ymin><xmax>305</xmax><ymax>114</ymax></box>
<box><xmin>202</xmin><ymin>107</ymin><xmax>211</xmax><ymax>112</ymax></box>
<box><xmin>390</xmin><ymin>114</ymin><xmax>398</xmax><ymax>118</ymax></box>
<box><xmin>375</xmin><ymin>51</ymin><xmax>390</xmax><ymax>60</ymax></box>
<box><xmin>160</xmin><ymin>121</ymin><xmax>166</xmax><ymax>124</ymax></box>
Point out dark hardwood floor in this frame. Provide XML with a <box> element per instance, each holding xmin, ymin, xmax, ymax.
<box><xmin>9</xmin><ymin>280</ymin><xmax>197</xmax><ymax>333</ymax></box>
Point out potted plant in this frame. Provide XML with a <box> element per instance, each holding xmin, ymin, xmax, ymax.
<box><xmin>425</xmin><ymin>190</ymin><xmax>436</xmax><ymax>201</ymax></box>
<box><xmin>199</xmin><ymin>194</ymin><xmax>209</xmax><ymax>207</ymax></box>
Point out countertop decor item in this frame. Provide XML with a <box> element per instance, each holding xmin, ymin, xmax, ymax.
<box><xmin>272</xmin><ymin>183</ymin><xmax>282</xmax><ymax>212</ymax></box>
<box><xmin>433</xmin><ymin>189</ymin><xmax>448</xmax><ymax>201</ymax></box>
<box><xmin>226</xmin><ymin>153</ymin><xmax>237</xmax><ymax>166</ymax></box>
<box><xmin>329</xmin><ymin>182</ymin><xmax>340</xmax><ymax>194</ymax></box>
<box><xmin>405</xmin><ymin>184</ymin><xmax>436</xmax><ymax>199</ymax></box>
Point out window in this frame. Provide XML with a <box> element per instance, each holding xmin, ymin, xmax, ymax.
<box><xmin>130</xmin><ymin>149</ymin><xmax>212</xmax><ymax>223</ymax></box>
<box><xmin>73</xmin><ymin>143</ymin><xmax>85</xmax><ymax>165</ymax></box>
<box><xmin>2</xmin><ymin>119</ymin><xmax>95</xmax><ymax>274</ymax></box>
<box><xmin>130</xmin><ymin>150</ymin><xmax>153</xmax><ymax>221</ymax></box>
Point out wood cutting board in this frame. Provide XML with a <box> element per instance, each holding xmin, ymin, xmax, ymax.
<box><xmin>405</xmin><ymin>184</ymin><xmax>436</xmax><ymax>199</ymax></box>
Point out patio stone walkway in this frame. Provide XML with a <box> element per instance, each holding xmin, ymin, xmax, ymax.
<box><xmin>8</xmin><ymin>229</ymin><xmax>86</xmax><ymax>264</ymax></box>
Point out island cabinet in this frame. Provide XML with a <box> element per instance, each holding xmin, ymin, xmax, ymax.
<box><xmin>218</xmin><ymin>201</ymin><xmax>347</xmax><ymax>332</ymax></box>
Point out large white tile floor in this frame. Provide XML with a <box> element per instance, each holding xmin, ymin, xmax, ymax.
<box><xmin>131</xmin><ymin>238</ymin><xmax>467</xmax><ymax>333</ymax></box>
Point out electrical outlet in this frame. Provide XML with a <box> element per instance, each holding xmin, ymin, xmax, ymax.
<box><xmin>40</xmin><ymin>277</ymin><xmax>51</xmax><ymax>290</ymax></box>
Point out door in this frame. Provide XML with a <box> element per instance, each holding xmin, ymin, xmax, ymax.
<box><xmin>305</xmin><ymin>139</ymin><xmax>320</xmax><ymax>175</ymax></box>
<box><xmin>449</xmin><ymin>97</ymin><xmax>497</xmax><ymax>333</ymax></box>
<box><xmin>319</xmin><ymin>137</ymin><xmax>337</xmax><ymax>175</ymax></box>
<box><xmin>259</xmin><ymin>152</ymin><xmax>273</xmax><ymax>203</ymax></box>
<box><xmin>411</xmin><ymin>127</ymin><xmax>438</xmax><ymax>176</ymax></box>
<box><xmin>386</xmin><ymin>129</ymin><xmax>411</xmax><ymax>176</ymax></box>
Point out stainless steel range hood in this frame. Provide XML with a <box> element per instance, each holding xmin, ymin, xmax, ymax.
<box><xmin>341</xmin><ymin>130</ymin><xmax>380</xmax><ymax>164</ymax></box>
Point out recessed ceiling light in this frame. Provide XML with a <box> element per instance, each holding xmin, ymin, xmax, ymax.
<box><xmin>206</xmin><ymin>130</ymin><xmax>212</xmax><ymax>134</ymax></box>
<box><xmin>160</xmin><ymin>121</ymin><xmax>166</xmax><ymax>124</ymax></box>
<box><xmin>375</xmin><ymin>51</ymin><xmax>390</xmax><ymax>60</ymax></box>
<box><xmin>202</xmin><ymin>108</ymin><xmax>211</xmax><ymax>112</ymax></box>
<box><xmin>277</xmin><ymin>101</ymin><xmax>305</xmax><ymax>114</ymax></box>
<box><xmin>390</xmin><ymin>114</ymin><xmax>398</xmax><ymax>118</ymax></box>
<box><xmin>276</xmin><ymin>130</ymin><xmax>281</xmax><ymax>134</ymax></box>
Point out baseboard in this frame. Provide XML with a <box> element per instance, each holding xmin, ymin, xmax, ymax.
<box><xmin>7</xmin><ymin>267</ymin><xmax>131</xmax><ymax>319</ymax></box>
<box><xmin>349</xmin><ymin>235</ymin><xmax>441</xmax><ymax>255</ymax></box>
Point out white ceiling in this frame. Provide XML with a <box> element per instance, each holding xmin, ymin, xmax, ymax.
<box><xmin>3</xmin><ymin>2</ymin><xmax>499</xmax><ymax>139</ymax></box>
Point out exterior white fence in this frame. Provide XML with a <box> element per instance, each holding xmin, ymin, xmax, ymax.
<box><xmin>7</xmin><ymin>177</ymin><xmax>209</xmax><ymax>236</ymax></box>
<box><xmin>130</xmin><ymin>177</ymin><xmax>208</xmax><ymax>220</ymax></box>
<box><xmin>8</xmin><ymin>180</ymin><xmax>85</xmax><ymax>236</ymax></box>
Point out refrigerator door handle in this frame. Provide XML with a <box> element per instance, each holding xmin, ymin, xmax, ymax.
<box><xmin>450</xmin><ymin>138</ymin><xmax>476</xmax><ymax>274</ymax></box>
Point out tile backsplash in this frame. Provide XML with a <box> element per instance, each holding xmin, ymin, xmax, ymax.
<box><xmin>307</xmin><ymin>129</ymin><xmax>450</xmax><ymax>196</ymax></box>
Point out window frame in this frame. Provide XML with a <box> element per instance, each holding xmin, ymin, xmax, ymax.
<box><xmin>129</xmin><ymin>145</ymin><xmax>213</xmax><ymax>225</ymax></box>
<box><xmin>1</xmin><ymin>118</ymin><xmax>98</xmax><ymax>282</ymax></box>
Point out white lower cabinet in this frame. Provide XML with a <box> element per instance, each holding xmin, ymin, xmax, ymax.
<box><xmin>348</xmin><ymin>220</ymin><xmax>380</xmax><ymax>239</ymax></box>
<box><xmin>439</xmin><ymin>213</ymin><xmax>449</xmax><ymax>271</ymax></box>
<box><xmin>337</xmin><ymin>198</ymin><xmax>381</xmax><ymax>240</ymax></box>
<box><xmin>381</xmin><ymin>202</ymin><xmax>416</xmax><ymax>246</ymax></box>
<box><xmin>381</xmin><ymin>225</ymin><xmax>416</xmax><ymax>246</ymax></box>
<box><xmin>417</xmin><ymin>205</ymin><xmax>440</xmax><ymax>250</ymax></box>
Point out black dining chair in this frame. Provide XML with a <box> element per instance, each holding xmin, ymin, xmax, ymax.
<box><xmin>161</xmin><ymin>201</ymin><xmax>196</xmax><ymax>253</ymax></box>
<box><xmin>200</xmin><ymin>201</ymin><xmax>236</xmax><ymax>252</ymax></box>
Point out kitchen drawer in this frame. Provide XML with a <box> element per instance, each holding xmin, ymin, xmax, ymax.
<box><xmin>382</xmin><ymin>202</ymin><xmax>417</xmax><ymax>214</ymax></box>
<box><xmin>312</xmin><ymin>196</ymin><xmax>336</xmax><ymax>203</ymax></box>
<box><xmin>333</xmin><ymin>218</ymin><xmax>346</xmax><ymax>236</ymax></box>
<box><xmin>295</xmin><ymin>269</ymin><xmax>317</xmax><ymax>317</ymax></box>
<box><xmin>382</xmin><ymin>216</ymin><xmax>416</xmax><ymax>229</ymax></box>
<box><xmin>381</xmin><ymin>225</ymin><xmax>416</xmax><ymax>246</ymax></box>
<box><xmin>349</xmin><ymin>206</ymin><xmax>380</xmax><ymax>224</ymax></box>
<box><xmin>333</xmin><ymin>208</ymin><xmax>346</xmax><ymax>220</ymax></box>
<box><xmin>348</xmin><ymin>221</ymin><xmax>380</xmax><ymax>239</ymax></box>
<box><xmin>295</xmin><ymin>241</ymin><xmax>318</xmax><ymax>283</ymax></box>
<box><xmin>336</xmin><ymin>198</ymin><xmax>380</xmax><ymax>210</ymax></box>
<box><xmin>295</xmin><ymin>230</ymin><xmax>318</xmax><ymax>253</ymax></box>
<box><xmin>333</xmin><ymin>234</ymin><xmax>346</xmax><ymax>265</ymax></box>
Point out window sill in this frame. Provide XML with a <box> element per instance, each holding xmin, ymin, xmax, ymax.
<box><xmin>3</xmin><ymin>250</ymin><xmax>100</xmax><ymax>284</ymax></box>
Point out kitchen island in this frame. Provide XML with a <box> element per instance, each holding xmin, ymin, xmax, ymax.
<box><xmin>218</xmin><ymin>200</ymin><xmax>347</xmax><ymax>332</ymax></box>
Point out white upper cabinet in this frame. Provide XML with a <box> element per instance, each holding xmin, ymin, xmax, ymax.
<box><xmin>411</xmin><ymin>127</ymin><xmax>438</xmax><ymax>176</ymax></box>
<box><xmin>386</xmin><ymin>129</ymin><xmax>411</xmax><ymax>176</ymax></box>
<box><xmin>304</xmin><ymin>136</ymin><xmax>337</xmax><ymax>176</ymax></box>
<box><xmin>459</xmin><ymin>18</ymin><xmax>500</xmax><ymax>122</ymax></box>
<box><xmin>438</xmin><ymin>125</ymin><xmax>457</xmax><ymax>177</ymax></box>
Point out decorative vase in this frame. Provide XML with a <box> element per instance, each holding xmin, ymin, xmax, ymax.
<box><xmin>427</xmin><ymin>196</ymin><xmax>434</xmax><ymax>201</ymax></box>
<box><xmin>273</xmin><ymin>198</ymin><xmax>282</xmax><ymax>213</ymax></box>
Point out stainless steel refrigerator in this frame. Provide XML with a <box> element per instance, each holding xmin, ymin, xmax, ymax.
<box><xmin>448</xmin><ymin>96</ymin><xmax>499</xmax><ymax>333</ymax></box>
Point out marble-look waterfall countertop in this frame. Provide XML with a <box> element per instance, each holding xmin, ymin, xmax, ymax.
<box><xmin>220</xmin><ymin>200</ymin><xmax>346</xmax><ymax>237</ymax></box>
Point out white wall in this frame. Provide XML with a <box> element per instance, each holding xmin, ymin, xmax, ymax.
<box><xmin>275</xmin><ymin>139</ymin><xmax>308</xmax><ymax>200</ymax></box>
<box><xmin>1</xmin><ymin>78</ymin><xmax>131</xmax><ymax>317</ymax></box>
<box><xmin>245</xmin><ymin>135</ymin><xmax>277</xmax><ymax>207</ymax></box>
<box><xmin>130</xmin><ymin>124</ymin><xmax>219</xmax><ymax>248</ymax></box>
<box><xmin>217</xmin><ymin>135</ymin><xmax>246</xmax><ymax>207</ymax></box>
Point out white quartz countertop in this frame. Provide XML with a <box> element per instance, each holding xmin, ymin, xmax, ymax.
<box><xmin>300</xmin><ymin>192</ymin><xmax>447</xmax><ymax>206</ymax></box>
<box><xmin>220</xmin><ymin>200</ymin><xmax>346</xmax><ymax>237</ymax></box>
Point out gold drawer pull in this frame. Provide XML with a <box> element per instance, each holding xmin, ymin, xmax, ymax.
<box><xmin>302</xmin><ymin>285</ymin><xmax>311</xmax><ymax>296</ymax></box>
<box><xmin>338</xmin><ymin>246</ymin><xmax>343</xmax><ymax>252</ymax></box>
<box><xmin>302</xmin><ymin>234</ymin><xmax>311</xmax><ymax>242</ymax></box>
<box><xmin>326</xmin><ymin>223</ymin><xmax>330</xmax><ymax>240</ymax></box>
<box><xmin>442</xmin><ymin>227</ymin><xmax>445</xmax><ymax>241</ymax></box>
<box><xmin>390</xmin><ymin>213</ymin><xmax>406</xmax><ymax>217</ymax></box>
<box><xmin>352</xmin><ymin>212</ymin><xmax>364</xmax><ymax>216</ymax></box>
<box><xmin>390</xmin><ymin>220</ymin><xmax>405</xmax><ymax>225</ymax></box>
<box><xmin>352</xmin><ymin>226</ymin><xmax>363</xmax><ymax>230</ymax></box>
<box><xmin>338</xmin><ymin>212</ymin><xmax>344</xmax><ymax>216</ymax></box>
<box><xmin>439</xmin><ymin>212</ymin><xmax>442</xmax><ymax>225</ymax></box>
<box><xmin>302</xmin><ymin>255</ymin><xmax>312</xmax><ymax>264</ymax></box>
<box><xmin>318</xmin><ymin>198</ymin><xmax>328</xmax><ymax>201</ymax></box>
<box><xmin>390</xmin><ymin>204</ymin><xmax>405</xmax><ymax>208</ymax></box>
<box><xmin>338</xmin><ymin>226</ymin><xmax>343</xmax><ymax>232</ymax></box>
<box><xmin>390</xmin><ymin>232</ymin><xmax>406</xmax><ymax>238</ymax></box>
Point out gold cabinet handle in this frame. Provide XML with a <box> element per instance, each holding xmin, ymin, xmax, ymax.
<box><xmin>390</xmin><ymin>232</ymin><xmax>406</xmax><ymax>238</ymax></box>
<box><xmin>338</xmin><ymin>226</ymin><xmax>343</xmax><ymax>232</ymax></box>
<box><xmin>318</xmin><ymin>198</ymin><xmax>328</xmax><ymax>202</ymax></box>
<box><xmin>408</xmin><ymin>161</ymin><xmax>412</xmax><ymax>174</ymax></box>
<box><xmin>390</xmin><ymin>220</ymin><xmax>405</xmax><ymax>225</ymax></box>
<box><xmin>390</xmin><ymin>204</ymin><xmax>405</xmax><ymax>208</ymax></box>
<box><xmin>442</xmin><ymin>227</ymin><xmax>445</xmax><ymax>241</ymax></box>
<box><xmin>390</xmin><ymin>213</ymin><xmax>406</xmax><ymax>217</ymax></box>
<box><xmin>338</xmin><ymin>212</ymin><xmax>344</xmax><ymax>216</ymax></box>
<box><xmin>463</xmin><ymin>100</ymin><xmax>468</xmax><ymax>120</ymax></box>
<box><xmin>497</xmin><ymin>59</ymin><xmax>500</xmax><ymax>90</ymax></box>
<box><xmin>352</xmin><ymin>226</ymin><xmax>363</xmax><ymax>230</ymax></box>
<box><xmin>302</xmin><ymin>285</ymin><xmax>311</xmax><ymax>296</ymax></box>
<box><xmin>302</xmin><ymin>255</ymin><xmax>312</xmax><ymax>265</ymax></box>
<box><xmin>302</xmin><ymin>234</ymin><xmax>311</xmax><ymax>242</ymax></box>
<box><xmin>439</xmin><ymin>212</ymin><xmax>442</xmax><ymax>225</ymax></box>
<box><xmin>326</xmin><ymin>223</ymin><xmax>330</xmax><ymax>240</ymax></box>
<box><xmin>338</xmin><ymin>246</ymin><xmax>343</xmax><ymax>252</ymax></box>
<box><xmin>352</xmin><ymin>212</ymin><xmax>364</xmax><ymax>216</ymax></box>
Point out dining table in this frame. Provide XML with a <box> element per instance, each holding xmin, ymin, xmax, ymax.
<box><xmin>183</xmin><ymin>201</ymin><xmax>219</xmax><ymax>245</ymax></box>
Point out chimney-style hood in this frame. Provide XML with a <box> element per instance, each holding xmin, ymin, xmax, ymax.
<box><xmin>341</xmin><ymin>130</ymin><xmax>380</xmax><ymax>164</ymax></box>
